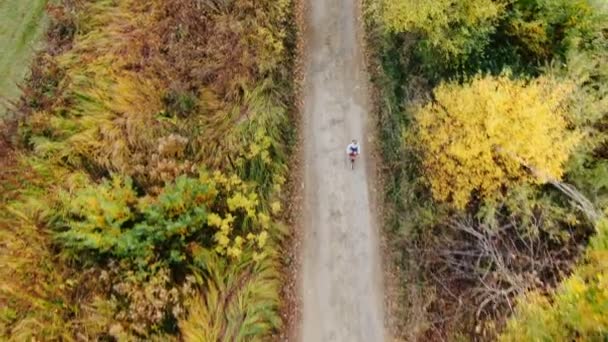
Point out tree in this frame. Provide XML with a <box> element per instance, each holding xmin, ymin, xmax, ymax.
<box><xmin>500</xmin><ymin>219</ymin><xmax>608</xmax><ymax>341</ymax></box>
<box><xmin>380</xmin><ymin>0</ymin><xmax>505</xmax><ymax>59</ymax></box>
<box><xmin>414</xmin><ymin>74</ymin><xmax>580</xmax><ymax>209</ymax></box>
<box><xmin>505</xmin><ymin>0</ymin><xmax>607</xmax><ymax>63</ymax></box>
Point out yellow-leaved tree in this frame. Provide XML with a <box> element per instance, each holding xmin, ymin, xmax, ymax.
<box><xmin>380</xmin><ymin>0</ymin><xmax>505</xmax><ymax>58</ymax></box>
<box><xmin>414</xmin><ymin>75</ymin><xmax>580</xmax><ymax>208</ymax></box>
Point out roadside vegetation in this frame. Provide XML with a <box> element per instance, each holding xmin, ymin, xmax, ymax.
<box><xmin>0</xmin><ymin>0</ymin><xmax>295</xmax><ymax>340</ymax></box>
<box><xmin>364</xmin><ymin>0</ymin><xmax>607</xmax><ymax>339</ymax></box>
<box><xmin>0</xmin><ymin>0</ymin><xmax>48</xmax><ymax>116</ymax></box>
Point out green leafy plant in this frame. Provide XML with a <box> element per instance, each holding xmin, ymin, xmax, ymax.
<box><xmin>58</xmin><ymin>171</ymin><xmax>272</xmax><ymax>270</ymax></box>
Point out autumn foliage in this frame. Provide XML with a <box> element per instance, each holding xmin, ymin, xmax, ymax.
<box><xmin>501</xmin><ymin>219</ymin><xmax>608</xmax><ymax>341</ymax></box>
<box><xmin>366</xmin><ymin>0</ymin><xmax>608</xmax><ymax>339</ymax></box>
<box><xmin>414</xmin><ymin>75</ymin><xmax>580</xmax><ymax>208</ymax></box>
<box><xmin>381</xmin><ymin>0</ymin><xmax>504</xmax><ymax>59</ymax></box>
<box><xmin>1</xmin><ymin>0</ymin><xmax>294</xmax><ymax>339</ymax></box>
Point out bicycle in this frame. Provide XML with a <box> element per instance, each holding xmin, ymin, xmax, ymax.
<box><xmin>348</xmin><ymin>152</ymin><xmax>357</xmax><ymax>170</ymax></box>
<box><xmin>346</xmin><ymin>139</ymin><xmax>360</xmax><ymax>170</ymax></box>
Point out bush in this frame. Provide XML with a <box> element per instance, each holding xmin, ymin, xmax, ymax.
<box><xmin>364</xmin><ymin>0</ymin><xmax>608</xmax><ymax>339</ymax></box>
<box><xmin>378</xmin><ymin>0</ymin><xmax>607</xmax><ymax>81</ymax></box>
<box><xmin>58</xmin><ymin>171</ymin><xmax>273</xmax><ymax>270</ymax></box>
<box><xmin>51</xmin><ymin>169</ymin><xmax>282</xmax><ymax>337</ymax></box>
<box><xmin>501</xmin><ymin>219</ymin><xmax>608</xmax><ymax>341</ymax></box>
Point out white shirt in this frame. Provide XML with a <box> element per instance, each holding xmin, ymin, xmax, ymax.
<box><xmin>346</xmin><ymin>143</ymin><xmax>361</xmax><ymax>155</ymax></box>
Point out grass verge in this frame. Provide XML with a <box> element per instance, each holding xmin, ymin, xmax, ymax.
<box><xmin>0</xmin><ymin>0</ymin><xmax>48</xmax><ymax>116</ymax></box>
<box><xmin>1</xmin><ymin>0</ymin><xmax>296</xmax><ymax>339</ymax></box>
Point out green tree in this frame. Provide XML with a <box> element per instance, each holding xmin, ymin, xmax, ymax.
<box><xmin>380</xmin><ymin>0</ymin><xmax>505</xmax><ymax>60</ymax></box>
<box><xmin>506</xmin><ymin>0</ymin><xmax>607</xmax><ymax>63</ymax></box>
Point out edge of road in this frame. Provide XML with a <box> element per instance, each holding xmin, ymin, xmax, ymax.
<box><xmin>358</xmin><ymin>1</ymin><xmax>401</xmax><ymax>339</ymax></box>
<box><xmin>277</xmin><ymin>0</ymin><xmax>308</xmax><ymax>339</ymax></box>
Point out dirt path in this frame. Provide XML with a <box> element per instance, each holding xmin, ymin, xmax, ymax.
<box><xmin>299</xmin><ymin>0</ymin><xmax>385</xmax><ymax>340</ymax></box>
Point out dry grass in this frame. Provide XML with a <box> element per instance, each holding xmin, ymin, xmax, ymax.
<box><xmin>1</xmin><ymin>0</ymin><xmax>295</xmax><ymax>339</ymax></box>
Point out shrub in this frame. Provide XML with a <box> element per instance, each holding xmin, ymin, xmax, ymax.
<box><xmin>501</xmin><ymin>219</ymin><xmax>608</xmax><ymax>341</ymax></box>
<box><xmin>51</xmin><ymin>170</ymin><xmax>282</xmax><ymax>337</ymax></box>
<box><xmin>365</xmin><ymin>0</ymin><xmax>608</xmax><ymax>339</ymax></box>
<box><xmin>58</xmin><ymin>171</ymin><xmax>273</xmax><ymax>270</ymax></box>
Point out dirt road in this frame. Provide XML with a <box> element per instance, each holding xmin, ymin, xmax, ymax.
<box><xmin>299</xmin><ymin>0</ymin><xmax>385</xmax><ymax>340</ymax></box>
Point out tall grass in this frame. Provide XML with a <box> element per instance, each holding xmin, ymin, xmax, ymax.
<box><xmin>1</xmin><ymin>0</ymin><xmax>295</xmax><ymax>339</ymax></box>
<box><xmin>180</xmin><ymin>251</ymin><xmax>282</xmax><ymax>341</ymax></box>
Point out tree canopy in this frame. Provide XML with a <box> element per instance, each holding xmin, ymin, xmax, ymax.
<box><xmin>414</xmin><ymin>75</ymin><xmax>580</xmax><ymax>208</ymax></box>
<box><xmin>381</xmin><ymin>0</ymin><xmax>505</xmax><ymax>59</ymax></box>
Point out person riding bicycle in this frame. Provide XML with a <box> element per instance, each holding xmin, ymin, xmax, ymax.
<box><xmin>346</xmin><ymin>139</ymin><xmax>360</xmax><ymax>159</ymax></box>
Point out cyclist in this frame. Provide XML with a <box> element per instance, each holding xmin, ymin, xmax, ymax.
<box><xmin>346</xmin><ymin>139</ymin><xmax>360</xmax><ymax>159</ymax></box>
